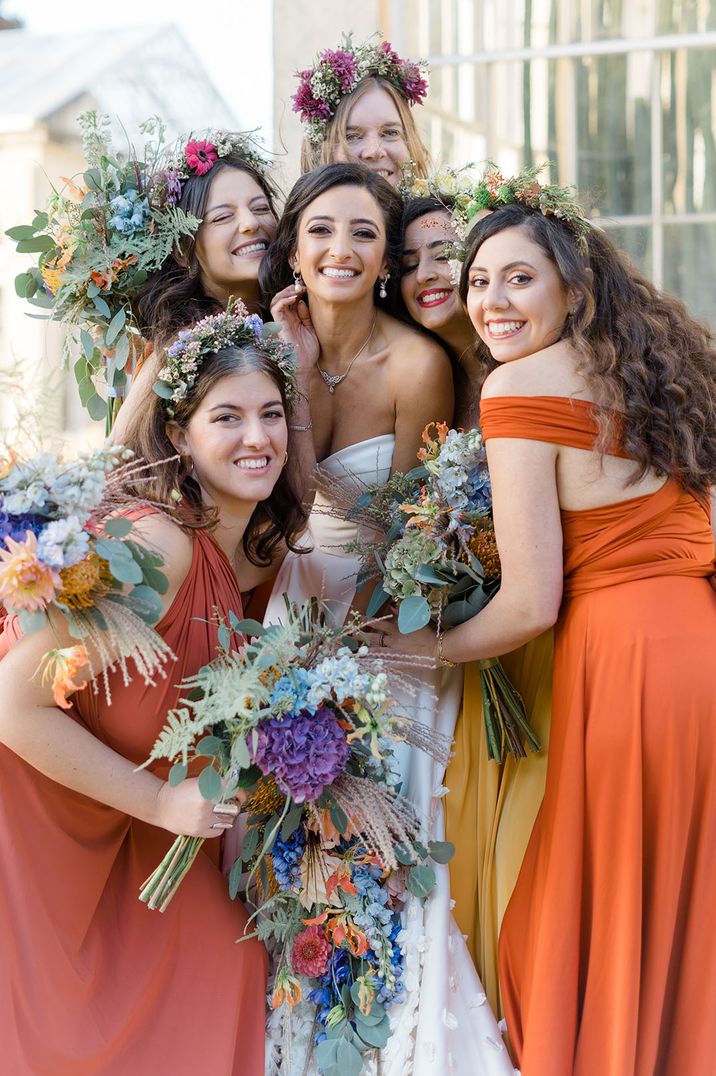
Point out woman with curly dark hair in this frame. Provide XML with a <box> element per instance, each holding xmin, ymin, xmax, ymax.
<box><xmin>381</xmin><ymin>189</ymin><xmax>716</xmax><ymax>1075</ymax></box>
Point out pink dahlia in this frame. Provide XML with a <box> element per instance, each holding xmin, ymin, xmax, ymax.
<box><xmin>402</xmin><ymin>63</ymin><xmax>428</xmax><ymax>106</ymax></box>
<box><xmin>325</xmin><ymin>48</ymin><xmax>356</xmax><ymax>90</ymax></box>
<box><xmin>291</xmin><ymin>79</ymin><xmax>331</xmax><ymax>121</ymax></box>
<box><xmin>184</xmin><ymin>139</ymin><xmax>218</xmax><ymax>176</ymax></box>
<box><xmin>292</xmin><ymin>925</ymin><xmax>331</xmax><ymax>978</ymax></box>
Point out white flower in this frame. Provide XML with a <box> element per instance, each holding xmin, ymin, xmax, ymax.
<box><xmin>36</xmin><ymin>516</ymin><xmax>90</xmax><ymax>568</ymax></box>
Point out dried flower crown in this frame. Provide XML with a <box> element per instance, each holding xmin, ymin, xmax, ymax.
<box><xmin>448</xmin><ymin>164</ymin><xmax>590</xmax><ymax>253</ymax></box>
<box><xmin>153</xmin><ymin>300</ymin><xmax>298</xmax><ymax>413</ymax></box>
<box><xmin>292</xmin><ymin>32</ymin><xmax>428</xmax><ymax>146</ymax></box>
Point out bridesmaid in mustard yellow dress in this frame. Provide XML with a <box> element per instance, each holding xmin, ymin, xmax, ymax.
<box><xmin>399</xmin><ymin>194</ymin><xmax>552</xmax><ymax>1011</ymax></box>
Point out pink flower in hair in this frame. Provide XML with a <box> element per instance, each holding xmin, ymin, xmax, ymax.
<box><xmin>184</xmin><ymin>139</ymin><xmax>218</xmax><ymax>176</ymax></box>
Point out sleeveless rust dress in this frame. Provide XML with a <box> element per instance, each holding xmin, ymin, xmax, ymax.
<box><xmin>484</xmin><ymin>397</ymin><xmax>716</xmax><ymax>1075</ymax></box>
<box><xmin>0</xmin><ymin>527</ymin><xmax>267</xmax><ymax>1075</ymax></box>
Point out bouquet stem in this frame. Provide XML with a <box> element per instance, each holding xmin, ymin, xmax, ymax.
<box><xmin>139</xmin><ymin>835</ymin><xmax>204</xmax><ymax>912</ymax></box>
<box><xmin>478</xmin><ymin>658</ymin><xmax>541</xmax><ymax>763</ymax></box>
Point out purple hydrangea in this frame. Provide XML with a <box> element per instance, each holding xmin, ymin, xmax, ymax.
<box><xmin>244</xmin><ymin>313</ymin><xmax>264</xmax><ymax>339</ymax></box>
<box><xmin>0</xmin><ymin>513</ymin><xmax>45</xmax><ymax>544</ymax></box>
<box><xmin>253</xmin><ymin>706</ymin><xmax>349</xmax><ymax>803</ymax></box>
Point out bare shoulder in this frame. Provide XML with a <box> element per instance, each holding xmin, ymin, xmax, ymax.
<box><xmin>130</xmin><ymin>512</ymin><xmax>194</xmax><ymax>588</ymax></box>
<box><xmin>381</xmin><ymin>314</ymin><xmax>451</xmax><ymax>370</ymax></box>
<box><xmin>482</xmin><ymin>341</ymin><xmax>588</xmax><ymax>400</ymax></box>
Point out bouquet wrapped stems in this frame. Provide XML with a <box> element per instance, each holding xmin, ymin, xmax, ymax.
<box><xmin>479</xmin><ymin>657</ymin><xmax>541</xmax><ymax>762</ymax></box>
<box><xmin>139</xmin><ymin>835</ymin><xmax>204</xmax><ymax>912</ymax></box>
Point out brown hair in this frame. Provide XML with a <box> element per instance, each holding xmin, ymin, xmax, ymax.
<box><xmin>136</xmin><ymin>154</ymin><xmax>280</xmax><ymax>348</ymax></box>
<box><xmin>259</xmin><ymin>162</ymin><xmax>404</xmax><ymax>307</ymax></box>
<box><xmin>300</xmin><ymin>77</ymin><xmax>430</xmax><ymax>179</ymax></box>
<box><xmin>121</xmin><ymin>345</ymin><xmax>307</xmax><ymax>566</ymax></box>
<box><xmin>459</xmin><ymin>203</ymin><xmax>716</xmax><ymax>493</ymax></box>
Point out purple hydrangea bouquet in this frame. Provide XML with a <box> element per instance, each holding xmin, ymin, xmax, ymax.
<box><xmin>140</xmin><ymin>598</ymin><xmax>452</xmax><ymax>1076</ymax></box>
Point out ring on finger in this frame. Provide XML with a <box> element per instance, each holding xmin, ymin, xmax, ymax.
<box><xmin>213</xmin><ymin>802</ymin><xmax>238</xmax><ymax>818</ymax></box>
<box><xmin>211</xmin><ymin>820</ymin><xmax>235</xmax><ymax>830</ymax></box>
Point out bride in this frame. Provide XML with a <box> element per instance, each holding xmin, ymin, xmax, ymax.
<box><xmin>260</xmin><ymin>163</ymin><xmax>515</xmax><ymax>1075</ymax></box>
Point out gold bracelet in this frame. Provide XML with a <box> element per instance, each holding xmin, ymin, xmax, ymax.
<box><xmin>437</xmin><ymin>630</ymin><xmax>457</xmax><ymax>668</ymax></box>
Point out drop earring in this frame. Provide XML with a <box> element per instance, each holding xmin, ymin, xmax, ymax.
<box><xmin>293</xmin><ymin>269</ymin><xmax>303</xmax><ymax>293</ymax></box>
<box><xmin>379</xmin><ymin>272</ymin><xmax>390</xmax><ymax>300</ymax></box>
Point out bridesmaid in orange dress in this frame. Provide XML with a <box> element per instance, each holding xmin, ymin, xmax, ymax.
<box><xmin>0</xmin><ymin>331</ymin><xmax>307</xmax><ymax>1074</ymax></box>
<box><xmin>380</xmin><ymin>190</ymin><xmax>716</xmax><ymax>1074</ymax></box>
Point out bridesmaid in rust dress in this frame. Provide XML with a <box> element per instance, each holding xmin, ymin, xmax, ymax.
<box><xmin>0</xmin><ymin>327</ymin><xmax>306</xmax><ymax>1074</ymax></box>
<box><xmin>381</xmin><ymin>190</ymin><xmax>716</xmax><ymax>1074</ymax></box>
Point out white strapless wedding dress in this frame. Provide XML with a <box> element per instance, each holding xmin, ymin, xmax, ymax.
<box><xmin>264</xmin><ymin>436</ymin><xmax>515</xmax><ymax>1076</ymax></box>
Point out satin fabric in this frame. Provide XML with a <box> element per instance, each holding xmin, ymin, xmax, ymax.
<box><xmin>0</xmin><ymin>527</ymin><xmax>267</xmax><ymax>1076</ymax></box>
<box><xmin>445</xmin><ymin>631</ymin><xmax>553</xmax><ymax>1016</ymax></box>
<box><xmin>485</xmin><ymin>396</ymin><xmax>716</xmax><ymax>1075</ymax></box>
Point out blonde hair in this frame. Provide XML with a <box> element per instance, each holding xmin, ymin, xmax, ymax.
<box><xmin>300</xmin><ymin>77</ymin><xmax>431</xmax><ymax>178</ymax></box>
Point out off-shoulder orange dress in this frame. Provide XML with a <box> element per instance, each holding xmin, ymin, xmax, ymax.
<box><xmin>0</xmin><ymin>528</ymin><xmax>267</xmax><ymax>1076</ymax></box>
<box><xmin>485</xmin><ymin>397</ymin><xmax>716</xmax><ymax>1076</ymax></box>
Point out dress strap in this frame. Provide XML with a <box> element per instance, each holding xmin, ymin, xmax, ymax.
<box><xmin>479</xmin><ymin>395</ymin><xmax>631</xmax><ymax>459</ymax></box>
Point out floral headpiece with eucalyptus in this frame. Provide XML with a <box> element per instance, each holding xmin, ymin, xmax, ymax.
<box><xmin>292</xmin><ymin>32</ymin><xmax>428</xmax><ymax>146</ymax></box>
<box><xmin>448</xmin><ymin>164</ymin><xmax>590</xmax><ymax>253</ymax></box>
<box><xmin>153</xmin><ymin>300</ymin><xmax>298</xmax><ymax>414</ymax></box>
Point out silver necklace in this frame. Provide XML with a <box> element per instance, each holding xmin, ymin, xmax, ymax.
<box><xmin>316</xmin><ymin>316</ymin><xmax>376</xmax><ymax>393</ymax></box>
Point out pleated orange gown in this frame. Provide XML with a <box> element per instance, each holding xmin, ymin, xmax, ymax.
<box><xmin>485</xmin><ymin>397</ymin><xmax>716</xmax><ymax>1076</ymax></box>
<box><xmin>0</xmin><ymin>528</ymin><xmax>267</xmax><ymax>1076</ymax></box>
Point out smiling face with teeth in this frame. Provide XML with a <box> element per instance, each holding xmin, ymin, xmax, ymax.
<box><xmin>331</xmin><ymin>83</ymin><xmax>411</xmax><ymax>188</ymax></box>
<box><xmin>193</xmin><ymin>167</ymin><xmax>278</xmax><ymax>306</ymax></box>
<box><xmin>465</xmin><ymin>224</ymin><xmax>575</xmax><ymax>364</ymax></box>
<box><xmin>400</xmin><ymin>209</ymin><xmax>464</xmax><ymax>333</ymax></box>
<box><xmin>168</xmin><ymin>366</ymin><xmax>289</xmax><ymax>516</ymax></box>
<box><xmin>292</xmin><ymin>183</ymin><xmax>389</xmax><ymax>305</ymax></box>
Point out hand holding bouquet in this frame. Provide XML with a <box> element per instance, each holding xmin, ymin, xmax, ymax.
<box><xmin>350</xmin><ymin>422</ymin><xmax>540</xmax><ymax>762</ymax></box>
<box><xmin>140</xmin><ymin>598</ymin><xmax>453</xmax><ymax>1076</ymax></box>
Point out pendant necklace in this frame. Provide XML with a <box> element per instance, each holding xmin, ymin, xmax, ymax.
<box><xmin>316</xmin><ymin>316</ymin><xmax>376</xmax><ymax>393</ymax></box>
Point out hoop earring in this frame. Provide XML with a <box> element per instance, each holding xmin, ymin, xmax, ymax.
<box><xmin>379</xmin><ymin>272</ymin><xmax>390</xmax><ymax>300</ymax></box>
<box><xmin>293</xmin><ymin>269</ymin><xmax>303</xmax><ymax>293</ymax></box>
<box><xmin>182</xmin><ymin>454</ymin><xmax>194</xmax><ymax>475</ymax></box>
<box><xmin>283</xmin><ymin>451</ymin><xmax>289</xmax><ymax>466</ymax></box>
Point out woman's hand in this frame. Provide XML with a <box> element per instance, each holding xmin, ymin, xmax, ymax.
<box><xmin>153</xmin><ymin>777</ymin><xmax>246</xmax><ymax>839</ymax></box>
<box><xmin>270</xmin><ymin>283</ymin><xmax>319</xmax><ymax>373</ymax></box>
<box><xmin>368</xmin><ymin>616</ymin><xmax>439</xmax><ymax>665</ymax></box>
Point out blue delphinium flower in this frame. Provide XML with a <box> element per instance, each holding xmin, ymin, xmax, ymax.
<box><xmin>271</xmin><ymin>827</ymin><xmax>306</xmax><ymax>889</ymax></box>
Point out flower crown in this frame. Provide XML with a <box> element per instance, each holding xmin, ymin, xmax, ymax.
<box><xmin>398</xmin><ymin>163</ymin><xmax>476</xmax><ymax>204</ymax></box>
<box><xmin>155</xmin><ymin>129</ymin><xmax>270</xmax><ymax>207</ymax></box>
<box><xmin>448</xmin><ymin>164</ymin><xmax>590</xmax><ymax>252</ymax></box>
<box><xmin>292</xmin><ymin>33</ymin><xmax>428</xmax><ymax>146</ymax></box>
<box><xmin>153</xmin><ymin>301</ymin><xmax>298</xmax><ymax>413</ymax></box>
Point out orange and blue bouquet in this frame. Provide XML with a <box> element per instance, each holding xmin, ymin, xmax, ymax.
<box><xmin>6</xmin><ymin>112</ymin><xmax>268</xmax><ymax>432</ymax></box>
<box><xmin>141</xmin><ymin>598</ymin><xmax>452</xmax><ymax>1076</ymax></box>
<box><xmin>0</xmin><ymin>443</ymin><xmax>172</xmax><ymax>706</ymax></box>
<box><xmin>351</xmin><ymin>422</ymin><xmax>540</xmax><ymax>762</ymax></box>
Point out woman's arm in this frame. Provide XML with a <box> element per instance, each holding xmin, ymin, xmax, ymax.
<box><xmin>270</xmin><ymin>283</ymin><xmax>318</xmax><ymax>495</ymax></box>
<box><xmin>391</xmin><ymin>340</ymin><xmax>455</xmax><ymax>474</ymax></box>
<box><xmin>380</xmin><ymin>436</ymin><xmax>564</xmax><ymax>661</ymax></box>
<box><xmin>110</xmin><ymin>351</ymin><xmax>161</xmax><ymax>445</ymax></box>
<box><xmin>0</xmin><ymin>516</ymin><xmax>226</xmax><ymax>838</ymax></box>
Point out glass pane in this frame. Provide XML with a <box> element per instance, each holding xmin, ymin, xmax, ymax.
<box><xmin>575</xmin><ymin>51</ymin><xmax>652</xmax><ymax>215</ymax></box>
<box><xmin>661</xmin><ymin>49</ymin><xmax>716</xmax><ymax>214</ymax></box>
<box><xmin>598</xmin><ymin>224</ymin><xmax>653</xmax><ymax>280</ymax></box>
<box><xmin>657</xmin><ymin>0</ymin><xmax>716</xmax><ymax>34</ymax></box>
<box><xmin>663</xmin><ymin>223</ymin><xmax>716</xmax><ymax>324</ymax></box>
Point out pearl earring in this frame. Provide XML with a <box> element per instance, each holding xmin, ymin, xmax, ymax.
<box><xmin>293</xmin><ymin>269</ymin><xmax>303</xmax><ymax>293</ymax></box>
<box><xmin>378</xmin><ymin>272</ymin><xmax>390</xmax><ymax>300</ymax></box>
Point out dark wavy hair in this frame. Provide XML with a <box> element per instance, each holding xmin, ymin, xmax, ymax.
<box><xmin>120</xmin><ymin>346</ymin><xmax>307</xmax><ymax>566</ymax></box>
<box><xmin>259</xmin><ymin>162</ymin><xmax>404</xmax><ymax>308</ymax></box>
<box><xmin>136</xmin><ymin>154</ymin><xmax>280</xmax><ymax>348</ymax></box>
<box><xmin>459</xmin><ymin>204</ymin><xmax>716</xmax><ymax>493</ymax></box>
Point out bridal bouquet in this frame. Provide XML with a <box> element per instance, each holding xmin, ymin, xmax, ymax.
<box><xmin>350</xmin><ymin>422</ymin><xmax>540</xmax><ymax>762</ymax></box>
<box><xmin>0</xmin><ymin>443</ymin><xmax>172</xmax><ymax>705</ymax></box>
<box><xmin>140</xmin><ymin>598</ymin><xmax>452</xmax><ymax>1076</ymax></box>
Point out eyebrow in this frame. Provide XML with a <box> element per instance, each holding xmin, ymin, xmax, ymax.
<box><xmin>206</xmin><ymin>197</ymin><xmax>269</xmax><ymax>213</ymax></box>
<box><xmin>208</xmin><ymin>399</ymin><xmax>284</xmax><ymax>411</ymax></box>
<box><xmin>305</xmin><ymin>214</ymin><xmax>380</xmax><ymax>228</ymax></box>
<box><xmin>470</xmin><ymin>260</ymin><xmax>539</xmax><ymax>273</ymax></box>
<box><xmin>402</xmin><ymin>240</ymin><xmax>447</xmax><ymax>257</ymax></box>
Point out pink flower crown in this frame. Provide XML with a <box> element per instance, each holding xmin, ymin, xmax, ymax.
<box><xmin>155</xmin><ymin>130</ymin><xmax>270</xmax><ymax>207</ymax></box>
<box><xmin>292</xmin><ymin>33</ymin><xmax>428</xmax><ymax>146</ymax></box>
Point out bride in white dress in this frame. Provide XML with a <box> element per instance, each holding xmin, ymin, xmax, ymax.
<box><xmin>260</xmin><ymin>163</ymin><xmax>515</xmax><ymax>1075</ymax></box>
